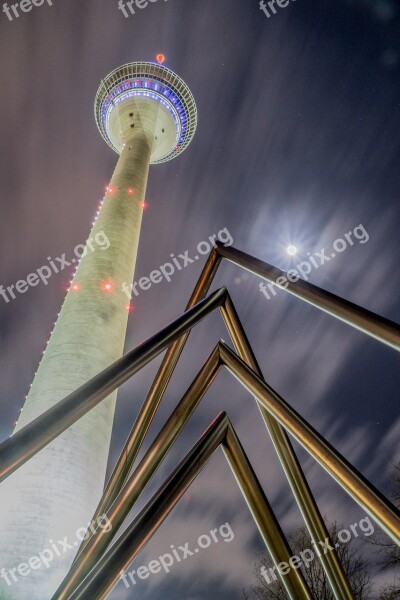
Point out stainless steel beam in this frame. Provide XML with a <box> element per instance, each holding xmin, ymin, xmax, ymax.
<box><xmin>63</xmin><ymin>414</ymin><xmax>313</xmax><ymax>600</ymax></box>
<box><xmin>220</xmin><ymin>342</ymin><xmax>400</xmax><ymax>543</ymax></box>
<box><xmin>0</xmin><ymin>287</ymin><xmax>227</xmax><ymax>483</ymax></box>
<box><xmin>217</xmin><ymin>243</ymin><xmax>400</xmax><ymax>351</ymax></box>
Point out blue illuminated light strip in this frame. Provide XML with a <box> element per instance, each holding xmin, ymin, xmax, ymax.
<box><xmin>94</xmin><ymin>62</ymin><xmax>197</xmax><ymax>162</ymax></box>
<box><xmin>100</xmin><ymin>77</ymin><xmax>189</xmax><ymax>149</ymax></box>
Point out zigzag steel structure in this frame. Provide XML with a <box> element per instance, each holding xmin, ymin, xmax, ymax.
<box><xmin>0</xmin><ymin>61</ymin><xmax>197</xmax><ymax>599</ymax></box>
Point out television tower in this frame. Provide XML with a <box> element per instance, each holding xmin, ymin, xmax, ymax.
<box><xmin>0</xmin><ymin>61</ymin><xmax>197</xmax><ymax>599</ymax></box>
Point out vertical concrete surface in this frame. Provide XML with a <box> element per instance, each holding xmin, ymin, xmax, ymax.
<box><xmin>0</xmin><ymin>132</ymin><xmax>151</xmax><ymax>599</ymax></box>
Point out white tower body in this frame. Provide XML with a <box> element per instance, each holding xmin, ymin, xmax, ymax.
<box><xmin>0</xmin><ymin>62</ymin><xmax>197</xmax><ymax>599</ymax></box>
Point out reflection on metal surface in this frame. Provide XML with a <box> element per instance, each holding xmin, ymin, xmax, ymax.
<box><xmin>0</xmin><ymin>243</ymin><xmax>398</xmax><ymax>600</ymax></box>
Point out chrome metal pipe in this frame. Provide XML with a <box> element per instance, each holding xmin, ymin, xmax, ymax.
<box><xmin>0</xmin><ymin>287</ymin><xmax>227</xmax><ymax>483</ymax></box>
<box><xmin>82</xmin><ymin>252</ymin><xmax>354</xmax><ymax>599</ymax></box>
<box><xmin>221</xmin><ymin>295</ymin><xmax>354</xmax><ymax>599</ymax></box>
<box><xmin>220</xmin><ymin>342</ymin><xmax>400</xmax><ymax>543</ymax></box>
<box><xmin>54</xmin><ymin>346</ymin><xmax>222</xmax><ymax>599</ymax></box>
<box><xmin>82</xmin><ymin>248</ymin><xmax>222</xmax><ymax>523</ymax></box>
<box><xmin>217</xmin><ymin>243</ymin><xmax>400</xmax><ymax>351</ymax></box>
<box><xmin>65</xmin><ymin>414</ymin><xmax>312</xmax><ymax>600</ymax></box>
<box><xmin>64</xmin><ymin>414</ymin><xmax>230</xmax><ymax>600</ymax></box>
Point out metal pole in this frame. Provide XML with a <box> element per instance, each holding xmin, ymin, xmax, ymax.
<box><xmin>77</xmin><ymin>239</ymin><xmax>399</xmax><ymax>564</ymax></box>
<box><xmin>64</xmin><ymin>414</ymin><xmax>313</xmax><ymax>600</ymax></box>
<box><xmin>220</xmin><ymin>342</ymin><xmax>400</xmax><ymax>543</ymax></box>
<box><xmin>221</xmin><ymin>295</ymin><xmax>354</xmax><ymax>599</ymax></box>
<box><xmin>64</xmin><ymin>414</ymin><xmax>229</xmax><ymax>600</ymax></box>
<box><xmin>53</xmin><ymin>346</ymin><xmax>222</xmax><ymax>600</ymax></box>
<box><xmin>81</xmin><ymin>248</ymin><xmax>222</xmax><ymax>523</ymax></box>
<box><xmin>79</xmin><ymin>250</ymin><xmax>354</xmax><ymax>598</ymax></box>
<box><xmin>217</xmin><ymin>243</ymin><xmax>400</xmax><ymax>351</ymax></box>
<box><xmin>223</xmin><ymin>423</ymin><xmax>312</xmax><ymax>600</ymax></box>
<box><xmin>2</xmin><ymin>242</ymin><xmax>397</xmax><ymax>598</ymax></box>
<box><xmin>0</xmin><ymin>287</ymin><xmax>227</xmax><ymax>483</ymax></box>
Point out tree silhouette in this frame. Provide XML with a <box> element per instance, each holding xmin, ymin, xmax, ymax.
<box><xmin>241</xmin><ymin>522</ymin><xmax>372</xmax><ymax>600</ymax></box>
<box><xmin>372</xmin><ymin>462</ymin><xmax>400</xmax><ymax>600</ymax></box>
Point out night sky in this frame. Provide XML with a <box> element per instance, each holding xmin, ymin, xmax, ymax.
<box><xmin>0</xmin><ymin>0</ymin><xmax>399</xmax><ymax>598</ymax></box>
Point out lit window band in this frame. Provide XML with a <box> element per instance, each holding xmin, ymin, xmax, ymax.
<box><xmin>100</xmin><ymin>78</ymin><xmax>188</xmax><ymax>154</ymax></box>
<box><xmin>95</xmin><ymin>62</ymin><xmax>197</xmax><ymax>163</ymax></box>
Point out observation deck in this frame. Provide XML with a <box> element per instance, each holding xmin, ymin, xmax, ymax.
<box><xmin>95</xmin><ymin>61</ymin><xmax>197</xmax><ymax>164</ymax></box>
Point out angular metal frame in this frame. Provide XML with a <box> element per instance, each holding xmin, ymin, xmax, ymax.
<box><xmin>0</xmin><ymin>243</ymin><xmax>398</xmax><ymax>600</ymax></box>
<box><xmin>64</xmin><ymin>413</ymin><xmax>313</xmax><ymax>600</ymax></box>
<box><xmin>52</xmin><ymin>344</ymin><xmax>400</xmax><ymax>600</ymax></box>
<box><xmin>71</xmin><ymin>293</ymin><xmax>354</xmax><ymax>600</ymax></box>
<box><xmin>217</xmin><ymin>243</ymin><xmax>399</xmax><ymax>351</ymax></box>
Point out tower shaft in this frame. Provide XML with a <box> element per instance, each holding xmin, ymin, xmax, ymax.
<box><xmin>0</xmin><ymin>133</ymin><xmax>151</xmax><ymax>599</ymax></box>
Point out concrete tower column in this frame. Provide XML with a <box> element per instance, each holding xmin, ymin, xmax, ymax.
<box><xmin>0</xmin><ymin>61</ymin><xmax>197</xmax><ymax>599</ymax></box>
<box><xmin>0</xmin><ymin>134</ymin><xmax>152</xmax><ymax>599</ymax></box>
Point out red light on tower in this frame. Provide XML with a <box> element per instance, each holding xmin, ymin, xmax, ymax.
<box><xmin>156</xmin><ymin>54</ymin><xmax>165</xmax><ymax>64</ymax></box>
<box><xmin>71</xmin><ymin>284</ymin><xmax>80</xmax><ymax>292</ymax></box>
<box><xmin>102</xmin><ymin>281</ymin><xmax>113</xmax><ymax>293</ymax></box>
<box><xmin>127</xmin><ymin>188</ymin><xmax>135</xmax><ymax>195</ymax></box>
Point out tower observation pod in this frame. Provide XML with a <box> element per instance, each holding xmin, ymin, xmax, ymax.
<box><xmin>0</xmin><ymin>62</ymin><xmax>197</xmax><ymax>599</ymax></box>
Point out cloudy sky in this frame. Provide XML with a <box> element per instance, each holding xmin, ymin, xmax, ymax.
<box><xmin>0</xmin><ymin>0</ymin><xmax>399</xmax><ymax>598</ymax></box>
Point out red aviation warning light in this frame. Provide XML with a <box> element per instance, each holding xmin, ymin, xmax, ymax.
<box><xmin>101</xmin><ymin>281</ymin><xmax>113</xmax><ymax>293</ymax></box>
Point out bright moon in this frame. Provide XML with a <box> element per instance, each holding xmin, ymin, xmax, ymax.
<box><xmin>287</xmin><ymin>245</ymin><xmax>297</xmax><ymax>256</ymax></box>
